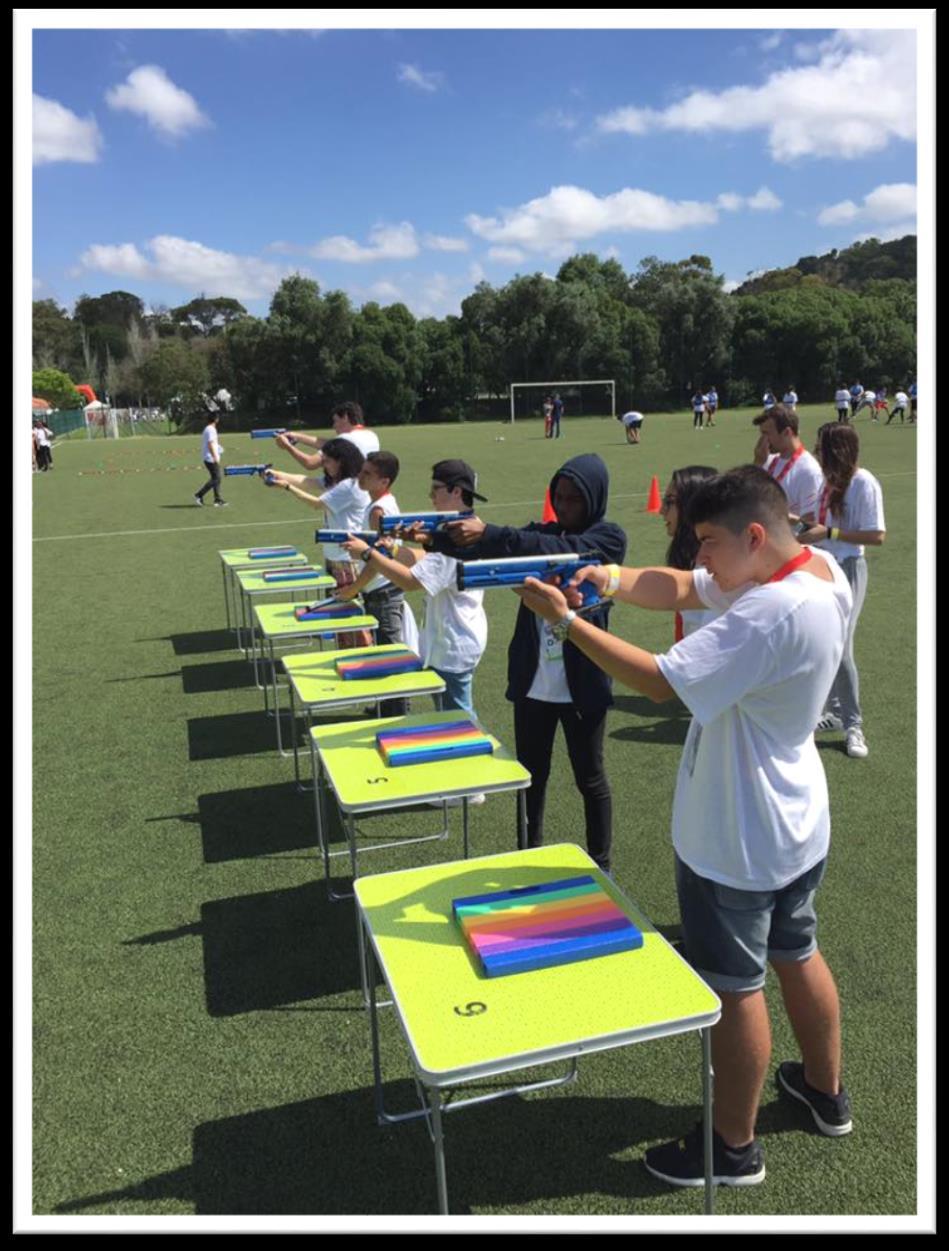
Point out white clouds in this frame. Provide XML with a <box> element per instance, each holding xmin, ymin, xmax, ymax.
<box><xmin>748</xmin><ymin>186</ymin><xmax>782</xmax><ymax>211</ymax></box>
<box><xmin>539</xmin><ymin>108</ymin><xmax>580</xmax><ymax>132</ymax></box>
<box><xmin>595</xmin><ymin>29</ymin><xmax>915</xmax><ymax>162</ymax></box>
<box><xmin>310</xmin><ymin>222</ymin><xmax>420</xmax><ymax>264</ymax></box>
<box><xmin>759</xmin><ymin>32</ymin><xmax>784</xmax><ymax>53</ymax></box>
<box><xmin>466</xmin><ymin>185</ymin><xmax>722</xmax><ymax>257</ymax></box>
<box><xmin>33</xmin><ymin>95</ymin><xmax>103</xmax><ymax>165</ymax></box>
<box><xmin>105</xmin><ymin>66</ymin><xmax>210</xmax><ymax>139</ymax></box>
<box><xmin>397</xmin><ymin>63</ymin><xmax>444</xmax><ymax>92</ymax></box>
<box><xmin>853</xmin><ymin>223</ymin><xmax>917</xmax><ymax>244</ymax></box>
<box><xmin>818</xmin><ymin>182</ymin><xmax>916</xmax><ymax>226</ymax></box>
<box><xmin>423</xmin><ymin>233</ymin><xmax>470</xmax><ymax>253</ymax></box>
<box><xmin>487</xmin><ymin>246</ymin><xmax>527</xmax><ymax>264</ymax></box>
<box><xmin>79</xmin><ymin>235</ymin><xmax>299</xmax><ymax>300</ymax></box>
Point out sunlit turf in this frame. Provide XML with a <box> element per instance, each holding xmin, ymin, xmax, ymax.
<box><xmin>31</xmin><ymin>406</ymin><xmax>916</xmax><ymax>1217</ymax></box>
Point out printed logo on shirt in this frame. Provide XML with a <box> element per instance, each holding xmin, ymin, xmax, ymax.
<box><xmin>541</xmin><ymin>620</ymin><xmax>563</xmax><ymax>663</ymax></box>
<box><xmin>684</xmin><ymin>719</ymin><xmax>702</xmax><ymax>777</ymax></box>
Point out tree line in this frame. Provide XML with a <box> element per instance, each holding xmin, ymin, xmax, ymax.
<box><xmin>32</xmin><ymin>235</ymin><xmax>916</xmax><ymax>427</ymax></box>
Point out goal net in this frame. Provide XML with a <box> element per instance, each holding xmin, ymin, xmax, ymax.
<box><xmin>508</xmin><ymin>380</ymin><xmax>616</xmax><ymax>424</ymax></box>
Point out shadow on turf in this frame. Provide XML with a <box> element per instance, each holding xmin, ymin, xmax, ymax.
<box><xmin>53</xmin><ymin>1085</ymin><xmax>744</xmax><ymax>1215</ymax></box>
<box><xmin>143</xmin><ymin>629</ymin><xmax>236</xmax><ymax>656</ymax></box>
<box><xmin>608</xmin><ymin>693</ymin><xmax>691</xmax><ymax>747</ymax></box>
<box><xmin>147</xmin><ymin>780</ymin><xmax>325</xmax><ymax>863</ymax></box>
<box><xmin>180</xmin><ymin>658</ymin><xmax>257</xmax><ymax>693</ymax></box>
<box><xmin>123</xmin><ymin>879</ymin><xmax>362</xmax><ymax>1013</ymax></box>
<box><xmin>187</xmin><ymin>710</ymin><xmax>280</xmax><ymax>759</ymax></box>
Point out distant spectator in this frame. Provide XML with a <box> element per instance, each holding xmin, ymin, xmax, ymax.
<box><xmin>783</xmin><ymin>386</ymin><xmax>799</xmax><ymax>412</ymax></box>
<box><xmin>691</xmin><ymin>390</ymin><xmax>707</xmax><ymax>430</ymax></box>
<box><xmin>550</xmin><ymin>393</ymin><xmax>564</xmax><ymax>439</ymax></box>
<box><xmin>33</xmin><ymin>419</ymin><xmax>53</xmax><ymax>472</ymax></box>
<box><xmin>619</xmin><ymin>410</ymin><xmax>645</xmax><ymax>444</ymax></box>
<box><xmin>762</xmin><ymin>389</ymin><xmax>776</xmax><ymax>412</ymax></box>
<box><xmin>834</xmin><ymin>387</ymin><xmax>851</xmax><ymax>423</ymax></box>
<box><xmin>705</xmin><ymin>387</ymin><xmax>719</xmax><ymax>427</ymax></box>
<box><xmin>887</xmin><ymin>390</ymin><xmax>909</xmax><ymax>425</ymax></box>
<box><xmin>909</xmin><ymin>381</ymin><xmax>917</xmax><ymax>422</ymax></box>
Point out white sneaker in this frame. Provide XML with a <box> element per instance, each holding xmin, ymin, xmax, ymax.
<box><xmin>846</xmin><ymin>728</ymin><xmax>869</xmax><ymax>758</ymax></box>
<box><xmin>815</xmin><ymin>712</ymin><xmax>843</xmax><ymax>733</ymax></box>
<box><xmin>194</xmin><ymin>494</ymin><xmax>203</xmax><ymax>506</ymax></box>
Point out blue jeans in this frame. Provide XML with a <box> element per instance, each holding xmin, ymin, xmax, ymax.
<box><xmin>433</xmin><ymin>668</ymin><xmax>475</xmax><ymax>715</ymax></box>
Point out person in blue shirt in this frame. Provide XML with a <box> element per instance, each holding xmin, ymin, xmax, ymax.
<box><xmin>909</xmin><ymin>381</ymin><xmax>917</xmax><ymax>423</ymax></box>
<box><xmin>549</xmin><ymin>393</ymin><xmax>564</xmax><ymax>439</ymax></box>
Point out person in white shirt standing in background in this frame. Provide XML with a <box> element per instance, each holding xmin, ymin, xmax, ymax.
<box><xmin>799</xmin><ymin>424</ymin><xmax>885</xmax><ymax>759</ymax></box>
<box><xmin>194</xmin><ymin>413</ymin><xmax>227</xmax><ymax>507</ymax></box>
<box><xmin>782</xmin><ymin>385</ymin><xmax>798</xmax><ymax>413</ymax></box>
<box><xmin>752</xmin><ymin>403</ymin><xmax>824</xmax><ymax>523</ymax></box>
<box><xmin>834</xmin><ymin>386</ymin><xmax>852</xmax><ymax>423</ymax></box>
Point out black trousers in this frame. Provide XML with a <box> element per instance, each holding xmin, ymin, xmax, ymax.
<box><xmin>196</xmin><ymin>460</ymin><xmax>222</xmax><ymax>501</ymax></box>
<box><xmin>363</xmin><ymin>584</ymin><xmax>408</xmax><ymax>716</ymax></box>
<box><xmin>513</xmin><ymin>697</ymin><xmax>613</xmax><ymax>871</ymax></box>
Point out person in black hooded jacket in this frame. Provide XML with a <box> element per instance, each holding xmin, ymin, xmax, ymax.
<box><xmin>426</xmin><ymin>453</ymin><xmax>627</xmax><ymax>872</ymax></box>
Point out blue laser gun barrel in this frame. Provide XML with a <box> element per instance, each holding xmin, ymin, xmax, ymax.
<box><xmin>456</xmin><ymin>553</ymin><xmax>603</xmax><ymax>606</ymax></box>
<box><xmin>251</xmin><ymin>428</ymin><xmax>297</xmax><ymax>444</ymax></box>
<box><xmin>378</xmin><ymin>510</ymin><xmax>474</xmax><ymax>535</ymax></box>
<box><xmin>224</xmin><ymin>463</ymin><xmax>274</xmax><ymax>477</ymax></box>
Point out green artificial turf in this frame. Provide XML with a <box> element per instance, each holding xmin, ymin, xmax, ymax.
<box><xmin>31</xmin><ymin>408</ymin><xmax>917</xmax><ymax>1218</ymax></box>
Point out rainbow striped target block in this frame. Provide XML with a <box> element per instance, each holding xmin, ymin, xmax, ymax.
<box><xmin>375</xmin><ymin>719</ymin><xmax>494</xmax><ymax>767</ymax></box>
<box><xmin>452</xmin><ymin>875</ymin><xmax>643</xmax><ymax>977</ymax></box>
<box><xmin>261</xmin><ymin>566</ymin><xmax>319</xmax><ymax>583</ymax></box>
<box><xmin>293</xmin><ymin>599</ymin><xmax>363</xmax><ymax>621</ymax></box>
<box><xmin>336</xmin><ymin>649</ymin><xmax>424</xmax><ymax>680</ymax></box>
<box><xmin>247</xmin><ymin>545</ymin><xmax>298</xmax><ymax>559</ymax></box>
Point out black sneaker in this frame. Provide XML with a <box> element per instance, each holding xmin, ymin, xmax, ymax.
<box><xmin>643</xmin><ymin>1122</ymin><xmax>765</xmax><ymax>1188</ymax></box>
<box><xmin>776</xmin><ymin>1062</ymin><xmax>853</xmax><ymax>1136</ymax></box>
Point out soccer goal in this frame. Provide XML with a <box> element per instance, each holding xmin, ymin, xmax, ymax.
<box><xmin>508</xmin><ymin>379</ymin><xmax>616</xmax><ymax>424</ymax></box>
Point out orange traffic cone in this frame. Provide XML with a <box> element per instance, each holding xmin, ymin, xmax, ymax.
<box><xmin>646</xmin><ymin>475</ymin><xmax>662</xmax><ymax>514</ymax></box>
<box><xmin>541</xmin><ymin>487</ymin><xmax>558</xmax><ymax>523</ymax></box>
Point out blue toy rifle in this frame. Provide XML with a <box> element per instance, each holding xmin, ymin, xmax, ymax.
<box><xmin>224</xmin><ymin>463</ymin><xmax>274</xmax><ymax>478</ymax></box>
<box><xmin>456</xmin><ymin>553</ymin><xmax>604</xmax><ymax>608</ymax></box>
<box><xmin>251</xmin><ymin>428</ymin><xmax>298</xmax><ymax>444</ymax></box>
<box><xmin>378</xmin><ymin>510</ymin><xmax>473</xmax><ymax>535</ymax></box>
<box><xmin>315</xmin><ymin>529</ymin><xmax>386</xmax><ymax>547</ymax></box>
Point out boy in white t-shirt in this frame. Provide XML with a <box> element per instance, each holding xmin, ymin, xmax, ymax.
<box><xmin>340</xmin><ymin>459</ymin><xmax>488</xmax><ymax>717</ymax></box>
<box><xmin>194</xmin><ymin>414</ymin><xmax>227</xmax><ymax>506</ymax></box>
<box><xmin>515</xmin><ymin>466</ymin><xmax>854</xmax><ymax>1188</ymax></box>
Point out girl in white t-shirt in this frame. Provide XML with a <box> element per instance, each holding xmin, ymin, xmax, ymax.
<box><xmin>800</xmin><ymin>424</ymin><xmax>886</xmax><ymax>758</ymax></box>
<box><xmin>266</xmin><ymin>436</ymin><xmax>373</xmax><ymax>647</ymax></box>
<box><xmin>660</xmin><ymin>465</ymin><xmax>719</xmax><ymax>642</ymax></box>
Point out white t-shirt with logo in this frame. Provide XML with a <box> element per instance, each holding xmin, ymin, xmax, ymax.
<box><xmin>315</xmin><ymin>478</ymin><xmax>372</xmax><ymax>561</ymax></box>
<box><xmin>815</xmin><ymin>468</ymin><xmax>885</xmax><ymax>561</ymax></box>
<box><xmin>764</xmin><ymin>448</ymin><xmax>824</xmax><ymax>519</ymax></box>
<box><xmin>527</xmin><ymin>618</ymin><xmax>573</xmax><ymax>703</ymax></box>
<box><xmin>656</xmin><ymin>555</ymin><xmax>852</xmax><ymax>891</ymax></box>
<box><xmin>411</xmin><ymin>552</ymin><xmax>488</xmax><ymax>676</ymax></box>
<box><xmin>201</xmin><ymin>423</ymin><xmax>221</xmax><ymax>462</ymax></box>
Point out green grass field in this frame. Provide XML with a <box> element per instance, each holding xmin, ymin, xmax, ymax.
<box><xmin>31</xmin><ymin>407</ymin><xmax>917</xmax><ymax>1219</ymax></box>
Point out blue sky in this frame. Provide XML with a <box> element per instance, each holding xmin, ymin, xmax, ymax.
<box><xmin>30</xmin><ymin>21</ymin><xmax>921</xmax><ymax>319</ymax></box>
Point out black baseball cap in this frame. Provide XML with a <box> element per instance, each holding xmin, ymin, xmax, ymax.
<box><xmin>431</xmin><ymin>459</ymin><xmax>488</xmax><ymax>502</ymax></box>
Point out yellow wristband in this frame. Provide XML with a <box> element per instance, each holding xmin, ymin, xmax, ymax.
<box><xmin>604</xmin><ymin>564</ymin><xmax>621</xmax><ymax>598</ymax></box>
<box><xmin>829</xmin><ymin>527</ymin><xmax>839</xmax><ymax>541</ymax></box>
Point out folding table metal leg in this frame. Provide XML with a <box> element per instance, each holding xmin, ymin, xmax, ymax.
<box><xmin>429</xmin><ymin>1090</ymin><xmax>449</xmax><ymax>1215</ymax></box>
<box><xmin>702</xmin><ymin>1026</ymin><xmax>715</xmax><ymax>1215</ymax></box>
<box><xmin>222</xmin><ymin>563</ymin><xmax>232</xmax><ymax>632</ymax></box>
<box><xmin>517</xmin><ymin>788</ymin><xmax>527</xmax><ymax>850</ymax></box>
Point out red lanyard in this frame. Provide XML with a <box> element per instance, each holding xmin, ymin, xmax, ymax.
<box><xmin>768</xmin><ymin>444</ymin><xmax>804</xmax><ymax>483</ymax></box>
<box><xmin>768</xmin><ymin>548</ymin><xmax>813</xmax><ymax>583</ymax></box>
<box><xmin>674</xmin><ymin>611</ymin><xmax>684</xmax><ymax>643</ymax></box>
<box><xmin>817</xmin><ymin>486</ymin><xmax>833</xmax><ymax>527</ymax></box>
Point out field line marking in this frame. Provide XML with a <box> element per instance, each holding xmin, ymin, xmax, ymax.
<box><xmin>29</xmin><ymin>476</ymin><xmax>917</xmax><ymax>543</ymax></box>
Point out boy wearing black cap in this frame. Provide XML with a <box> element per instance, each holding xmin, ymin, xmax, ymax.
<box><xmin>425</xmin><ymin>454</ymin><xmax>627</xmax><ymax>874</ymax></box>
<box><xmin>340</xmin><ymin>459</ymin><xmax>489</xmax><ymax>718</ymax></box>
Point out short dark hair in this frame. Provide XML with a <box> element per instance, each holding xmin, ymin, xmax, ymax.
<box><xmin>689</xmin><ymin>465</ymin><xmax>793</xmax><ymax>537</ymax></box>
<box><xmin>332</xmin><ymin>400</ymin><xmax>365</xmax><ymax>425</ymax></box>
<box><xmin>366</xmin><ymin>449</ymin><xmax>399</xmax><ymax>486</ymax></box>
<box><xmin>320</xmin><ymin>436</ymin><xmax>365</xmax><ymax>483</ymax></box>
<box><xmin>754</xmin><ymin>402</ymin><xmax>799</xmax><ymax>435</ymax></box>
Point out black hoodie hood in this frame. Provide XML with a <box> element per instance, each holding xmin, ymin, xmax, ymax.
<box><xmin>549</xmin><ymin>453</ymin><xmax>610</xmax><ymax>529</ymax></box>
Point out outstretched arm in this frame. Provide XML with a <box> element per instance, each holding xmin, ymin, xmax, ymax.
<box><xmin>516</xmin><ymin>579</ymin><xmax>676</xmax><ymax>703</ymax></box>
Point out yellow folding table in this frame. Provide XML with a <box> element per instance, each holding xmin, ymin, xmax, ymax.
<box><xmin>355</xmin><ymin>843</ymin><xmax>721</xmax><ymax>1215</ymax></box>
<box><xmin>308</xmin><ymin>709</ymin><xmax>530</xmax><ymax>901</ymax></box>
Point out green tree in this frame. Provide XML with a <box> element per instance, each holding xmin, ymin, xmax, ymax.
<box><xmin>32</xmin><ymin>367</ymin><xmax>83</xmax><ymax>410</ymax></box>
<box><xmin>170</xmin><ymin>296</ymin><xmax>248</xmax><ymax>338</ymax></box>
<box><xmin>136</xmin><ymin>339</ymin><xmax>210</xmax><ymax>426</ymax></box>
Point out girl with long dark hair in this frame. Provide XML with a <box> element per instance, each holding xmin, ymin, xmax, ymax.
<box><xmin>660</xmin><ymin>465</ymin><xmax>719</xmax><ymax>640</ymax></box>
<box><xmin>800</xmin><ymin>423</ymin><xmax>886</xmax><ymax>758</ymax></box>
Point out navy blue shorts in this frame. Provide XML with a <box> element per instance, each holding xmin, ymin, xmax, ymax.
<box><xmin>675</xmin><ymin>854</ymin><xmax>827</xmax><ymax>993</ymax></box>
